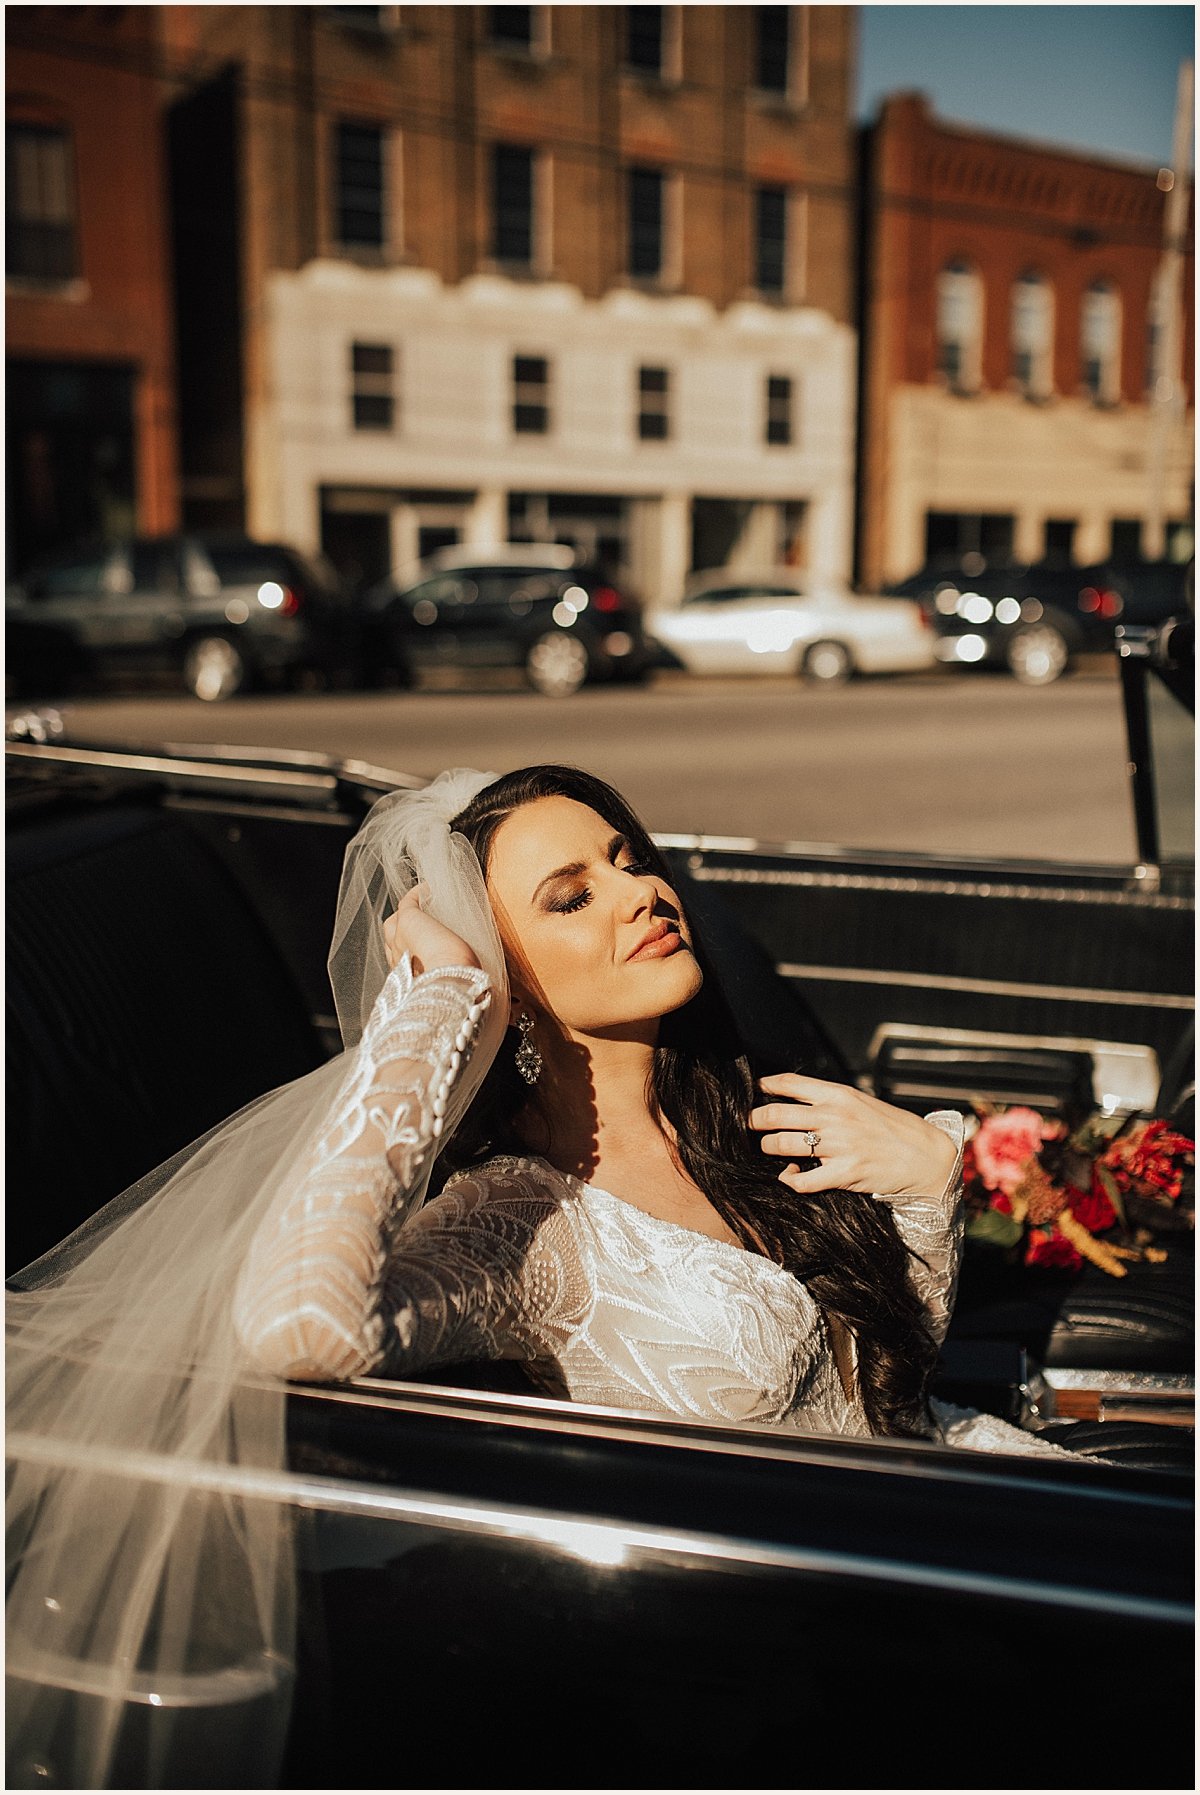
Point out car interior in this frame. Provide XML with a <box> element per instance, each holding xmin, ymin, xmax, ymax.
<box><xmin>6</xmin><ymin>748</ymin><xmax>1192</xmax><ymax>1474</ymax></box>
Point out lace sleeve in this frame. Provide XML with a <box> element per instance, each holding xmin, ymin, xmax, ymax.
<box><xmin>871</xmin><ymin>1110</ymin><xmax>966</xmax><ymax>1345</ymax></box>
<box><xmin>233</xmin><ymin>955</ymin><xmax>491</xmax><ymax>1381</ymax></box>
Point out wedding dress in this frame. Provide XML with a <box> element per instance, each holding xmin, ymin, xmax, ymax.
<box><xmin>234</xmin><ymin>955</ymin><xmax>1066</xmax><ymax>1457</ymax></box>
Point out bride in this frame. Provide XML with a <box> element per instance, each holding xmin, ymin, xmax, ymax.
<box><xmin>6</xmin><ymin>762</ymin><xmax>1072</xmax><ymax>1790</ymax></box>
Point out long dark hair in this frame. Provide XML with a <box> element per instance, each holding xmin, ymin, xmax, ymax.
<box><xmin>444</xmin><ymin>765</ymin><xmax>937</xmax><ymax>1437</ymax></box>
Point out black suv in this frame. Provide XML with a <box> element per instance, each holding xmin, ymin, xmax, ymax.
<box><xmin>357</xmin><ymin>547</ymin><xmax>653</xmax><ymax>696</ymax></box>
<box><xmin>888</xmin><ymin>557</ymin><xmax>1193</xmax><ymax>685</ymax></box>
<box><xmin>7</xmin><ymin>534</ymin><xmax>353</xmax><ymax>701</ymax></box>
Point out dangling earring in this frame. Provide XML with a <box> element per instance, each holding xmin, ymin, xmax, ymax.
<box><xmin>514</xmin><ymin>1011</ymin><xmax>542</xmax><ymax>1085</ymax></box>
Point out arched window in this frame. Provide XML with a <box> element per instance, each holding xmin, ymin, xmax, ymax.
<box><xmin>1080</xmin><ymin>279</ymin><xmax>1121</xmax><ymax>404</ymax></box>
<box><xmin>1010</xmin><ymin>270</ymin><xmax>1054</xmax><ymax>398</ymax></box>
<box><xmin>936</xmin><ymin>260</ymin><xmax>983</xmax><ymax>393</ymax></box>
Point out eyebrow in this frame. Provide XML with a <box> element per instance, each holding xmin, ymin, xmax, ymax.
<box><xmin>532</xmin><ymin>832</ymin><xmax>628</xmax><ymax>903</ymax></box>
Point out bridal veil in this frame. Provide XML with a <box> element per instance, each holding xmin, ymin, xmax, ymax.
<box><xmin>6</xmin><ymin>768</ymin><xmax>509</xmax><ymax>1788</ymax></box>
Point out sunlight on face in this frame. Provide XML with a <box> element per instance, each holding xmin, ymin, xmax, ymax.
<box><xmin>485</xmin><ymin>796</ymin><xmax>704</xmax><ymax>1037</ymax></box>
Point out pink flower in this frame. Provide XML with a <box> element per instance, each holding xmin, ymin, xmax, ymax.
<box><xmin>973</xmin><ymin>1107</ymin><xmax>1061</xmax><ymax>1196</ymax></box>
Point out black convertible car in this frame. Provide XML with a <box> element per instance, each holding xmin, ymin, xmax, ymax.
<box><xmin>5</xmin><ymin>615</ymin><xmax>1193</xmax><ymax>1788</ymax></box>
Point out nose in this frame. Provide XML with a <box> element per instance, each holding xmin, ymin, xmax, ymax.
<box><xmin>615</xmin><ymin>867</ymin><xmax>657</xmax><ymax>921</ymax></box>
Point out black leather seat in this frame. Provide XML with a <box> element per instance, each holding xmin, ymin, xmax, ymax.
<box><xmin>7</xmin><ymin>796</ymin><xmax>326</xmax><ymax>1274</ymax></box>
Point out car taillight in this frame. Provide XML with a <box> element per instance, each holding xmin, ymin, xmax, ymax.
<box><xmin>915</xmin><ymin>601</ymin><xmax>932</xmax><ymax>630</ymax></box>
<box><xmin>1078</xmin><ymin>586</ymin><xmax>1122</xmax><ymax>618</ymax></box>
<box><xmin>592</xmin><ymin>586</ymin><xmax>622</xmax><ymax>614</ymax></box>
<box><xmin>279</xmin><ymin>587</ymin><xmax>301</xmax><ymax>617</ymax></box>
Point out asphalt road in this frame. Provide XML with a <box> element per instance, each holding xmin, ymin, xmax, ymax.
<box><xmin>55</xmin><ymin>663</ymin><xmax>1137</xmax><ymax>864</ymax></box>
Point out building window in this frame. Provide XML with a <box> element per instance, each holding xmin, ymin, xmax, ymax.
<box><xmin>334</xmin><ymin>121</ymin><xmax>386</xmax><ymax>248</ymax></box>
<box><xmin>625</xmin><ymin>5</ymin><xmax>664</xmax><ymax>73</ymax></box>
<box><xmin>492</xmin><ymin>144</ymin><xmax>535</xmax><ymax>265</ymax></box>
<box><xmin>6</xmin><ymin>123</ymin><xmax>77</xmax><ymax>281</ymax></box>
<box><xmin>1081</xmin><ymin>280</ymin><xmax>1121</xmax><ymax>404</ymax></box>
<box><xmin>323</xmin><ymin>6</ymin><xmax>399</xmax><ymax>30</ymax></box>
<box><xmin>489</xmin><ymin>7</ymin><xmax>535</xmax><ymax>50</ymax></box>
<box><xmin>1011</xmin><ymin>269</ymin><xmax>1054</xmax><ymax>398</ymax></box>
<box><xmin>925</xmin><ymin>511</ymin><xmax>1015</xmax><ymax>566</ymax></box>
<box><xmin>637</xmin><ymin>366</ymin><xmax>671</xmax><ymax>440</ymax></box>
<box><xmin>513</xmin><ymin>354</ymin><xmax>550</xmax><ymax>433</ymax></box>
<box><xmin>754</xmin><ymin>185</ymin><xmax>787</xmax><ymax>294</ymax></box>
<box><xmin>1043</xmin><ymin>518</ymin><xmax>1076</xmax><ymax>563</ymax></box>
<box><xmin>936</xmin><ymin>260</ymin><xmax>983</xmax><ymax>392</ymax></box>
<box><xmin>1110</xmin><ymin>518</ymin><xmax>1143</xmax><ymax>561</ymax></box>
<box><xmin>765</xmin><ymin>374</ymin><xmax>794</xmax><ymax>445</ymax></box>
<box><xmin>350</xmin><ymin>343</ymin><xmax>395</xmax><ymax>430</ymax></box>
<box><xmin>754</xmin><ymin>6</ymin><xmax>791</xmax><ymax>93</ymax></box>
<box><xmin>628</xmin><ymin>166</ymin><xmax>665</xmax><ymax>278</ymax></box>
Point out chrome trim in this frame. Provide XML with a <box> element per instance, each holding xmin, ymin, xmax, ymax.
<box><xmin>780</xmin><ymin>962</ymin><xmax>1193</xmax><ymax>1012</ymax></box>
<box><xmin>1043</xmin><ymin>1371</ymin><xmax>1194</xmax><ymax>1395</ymax></box>
<box><xmin>6</xmin><ymin>741</ymin><xmax>338</xmax><ymax>794</ymax></box>
<box><xmin>685</xmin><ymin>862</ymin><xmax>1192</xmax><ymax>913</ymax></box>
<box><xmin>865</xmin><ymin>1024</ymin><xmax>1163</xmax><ymax>1113</ymax></box>
<box><xmin>6</xmin><ymin>1431</ymin><xmax>1187</xmax><ymax>1626</ymax></box>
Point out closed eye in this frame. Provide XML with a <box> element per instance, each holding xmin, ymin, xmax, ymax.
<box><xmin>545</xmin><ymin>841</ymin><xmax>657</xmax><ymax>914</ymax></box>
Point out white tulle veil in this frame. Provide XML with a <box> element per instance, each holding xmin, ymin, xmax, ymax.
<box><xmin>6</xmin><ymin>768</ymin><xmax>509</xmax><ymax>1789</ymax></box>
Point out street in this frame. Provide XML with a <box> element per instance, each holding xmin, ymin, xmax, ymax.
<box><xmin>56</xmin><ymin>663</ymin><xmax>1139</xmax><ymax>863</ymax></box>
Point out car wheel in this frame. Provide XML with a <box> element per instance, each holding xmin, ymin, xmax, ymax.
<box><xmin>525</xmin><ymin>631</ymin><xmax>590</xmax><ymax>697</ymax></box>
<box><xmin>182</xmin><ymin>635</ymin><xmax>248</xmax><ymax>702</ymax></box>
<box><xmin>1006</xmin><ymin>624</ymin><xmax>1069</xmax><ymax>686</ymax></box>
<box><xmin>802</xmin><ymin>640</ymin><xmax>854</xmax><ymax>685</ymax></box>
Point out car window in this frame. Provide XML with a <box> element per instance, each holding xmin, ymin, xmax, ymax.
<box><xmin>685</xmin><ymin>587</ymin><xmax>745</xmax><ymax>605</ymax></box>
<box><xmin>402</xmin><ymin>575</ymin><xmax>474</xmax><ymax>606</ymax></box>
<box><xmin>25</xmin><ymin>551</ymin><xmax>114</xmax><ymax>601</ymax></box>
<box><xmin>130</xmin><ymin>542</ymin><xmax>181</xmax><ymax>594</ymax></box>
<box><xmin>202</xmin><ymin>543</ymin><xmax>291</xmax><ymax>587</ymax></box>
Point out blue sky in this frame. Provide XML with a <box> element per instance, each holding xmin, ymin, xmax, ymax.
<box><xmin>857</xmin><ymin>6</ymin><xmax>1194</xmax><ymax>166</ymax></box>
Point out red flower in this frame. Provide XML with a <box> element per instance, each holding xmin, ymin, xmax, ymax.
<box><xmin>1103</xmin><ymin>1120</ymin><xmax>1194</xmax><ymax>1204</ymax></box>
<box><xmin>1024</xmin><ymin>1228</ymin><xmax>1084</xmax><ymax>1272</ymax></box>
<box><xmin>992</xmin><ymin>1192</ymin><xmax>1013</xmax><ymax>1215</ymax></box>
<box><xmin>1065</xmin><ymin>1175</ymin><xmax>1117</xmax><ymax>1235</ymax></box>
<box><xmin>973</xmin><ymin>1107</ymin><xmax>1063</xmax><ymax>1195</ymax></box>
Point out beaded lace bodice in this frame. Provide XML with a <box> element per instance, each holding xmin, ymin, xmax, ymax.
<box><xmin>235</xmin><ymin>960</ymin><xmax>1063</xmax><ymax>1455</ymax></box>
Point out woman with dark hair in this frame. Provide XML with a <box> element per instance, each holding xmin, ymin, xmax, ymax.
<box><xmin>234</xmin><ymin>763</ymin><xmax>1019</xmax><ymax>1449</ymax></box>
<box><xmin>7</xmin><ymin>762</ymin><xmax>1072</xmax><ymax>1789</ymax></box>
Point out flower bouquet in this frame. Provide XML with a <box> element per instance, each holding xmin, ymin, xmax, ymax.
<box><xmin>963</xmin><ymin>1105</ymin><xmax>1194</xmax><ymax>1276</ymax></box>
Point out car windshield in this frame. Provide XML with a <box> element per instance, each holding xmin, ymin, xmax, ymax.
<box><xmin>202</xmin><ymin>543</ymin><xmax>339</xmax><ymax>591</ymax></box>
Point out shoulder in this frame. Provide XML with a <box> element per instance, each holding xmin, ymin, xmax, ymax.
<box><xmin>437</xmin><ymin>1153</ymin><xmax>571</xmax><ymax>1209</ymax></box>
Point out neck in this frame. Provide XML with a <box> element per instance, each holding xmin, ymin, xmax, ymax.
<box><xmin>527</xmin><ymin>1022</ymin><xmax>664</xmax><ymax>1180</ymax></box>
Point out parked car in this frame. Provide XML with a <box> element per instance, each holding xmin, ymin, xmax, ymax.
<box><xmin>356</xmin><ymin>544</ymin><xmax>654</xmax><ymax>697</ymax></box>
<box><xmin>888</xmin><ymin>557</ymin><xmax>1193</xmax><ymax>685</ymax></box>
<box><xmin>642</xmin><ymin>570</ymin><xmax>935</xmax><ymax>682</ymax></box>
<box><xmin>5</xmin><ymin>611</ymin><xmax>1193</xmax><ymax>1788</ymax></box>
<box><xmin>6</xmin><ymin>533</ymin><xmax>354</xmax><ymax>702</ymax></box>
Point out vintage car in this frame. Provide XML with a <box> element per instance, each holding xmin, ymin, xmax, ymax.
<box><xmin>5</xmin><ymin>613</ymin><xmax>1193</xmax><ymax>1788</ymax></box>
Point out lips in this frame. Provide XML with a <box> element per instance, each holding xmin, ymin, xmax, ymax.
<box><xmin>627</xmin><ymin>920</ymin><xmax>684</xmax><ymax>962</ymax></box>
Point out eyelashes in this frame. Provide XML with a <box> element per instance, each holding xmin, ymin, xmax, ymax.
<box><xmin>549</xmin><ymin>860</ymin><xmax>656</xmax><ymax>915</ymax></box>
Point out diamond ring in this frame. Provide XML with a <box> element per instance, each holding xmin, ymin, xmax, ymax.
<box><xmin>799</xmin><ymin>1129</ymin><xmax>821</xmax><ymax>1156</ymax></box>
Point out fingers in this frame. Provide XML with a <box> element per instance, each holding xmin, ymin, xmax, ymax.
<box><xmin>777</xmin><ymin>1160</ymin><xmax>857</xmax><ymax>1195</ymax></box>
<box><xmin>757</xmin><ymin>1131</ymin><xmax>826</xmax><ymax>1159</ymax></box>
<box><xmin>757</xmin><ymin>1073</ymin><xmax>845</xmax><ymax>1100</ymax></box>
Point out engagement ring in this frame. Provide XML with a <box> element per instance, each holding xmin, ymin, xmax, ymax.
<box><xmin>799</xmin><ymin>1129</ymin><xmax>820</xmax><ymax>1156</ymax></box>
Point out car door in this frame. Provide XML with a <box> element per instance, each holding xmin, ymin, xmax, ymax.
<box><xmin>396</xmin><ymin>573</ymin><xmax>476</xmax><ymax>665</ymax></box>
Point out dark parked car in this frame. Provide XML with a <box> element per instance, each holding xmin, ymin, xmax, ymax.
<box><xmin>6</xmin><ymin>534</ymin><xmax>354</xmax><ymax>701</ymax></box>
<box><xmin>889</xmin><ymin>556</ymin><xmax>1193</xmax><ymax>684</ymax></box>
<box><xmin>5</xmin><ymin>613</ymin><xmax>1193</xmax><ymax>1788</ymax></box>
<box><xmin>356</xmin><ymin>544</ymin><xmax>654</xmax><ymax>696</ymax></box>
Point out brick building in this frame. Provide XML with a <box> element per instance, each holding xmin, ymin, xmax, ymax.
<box><xmin>158</xmin><ymin>4</ymin><xmax>859</xmax><ymax>599</ymax></box>
<box><xmin>6</xmin><ymin>7</ymin><xmax>179</xmax><ymax>575</ymax></box>
<box><xmin>857</xmin><ymin>92</ymin><xmax>1195</xmax><ymax>588</ymax></box>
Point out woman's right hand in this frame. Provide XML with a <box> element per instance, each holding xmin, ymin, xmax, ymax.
<box><xmin>383</xmin><ymin>885</ymin><xmax>482</xmax><ymax>977</ymax></box>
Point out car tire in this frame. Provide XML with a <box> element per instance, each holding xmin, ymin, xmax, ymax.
<box><xmin>182</xmin><ymin>635</ymin><xmax>249</xmax><ymax>702</ymax></box>
<box><xmin>802</xmin><ymin>640</ymin><xmax>854</xmax><ymax>685</ymax></box>
<box><xmin>1005</xmin><ymin>624</ymin><xmax>1069</xmax><ymax>686</ymax></box>
<box><xmin>525</xmin><ymin>631</ymin><xmax>590</xmax><ymax>697</ymax></box>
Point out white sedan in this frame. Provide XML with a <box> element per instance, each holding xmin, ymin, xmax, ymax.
<box><xmin>644</xmin><ymin>574</ymin><xmax>935</xmax><ymax>681</ymax></box>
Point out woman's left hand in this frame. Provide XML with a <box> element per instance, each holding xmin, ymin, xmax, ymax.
<box><xmin>749</xmin><ymin>1073</ymin><xmax>958</xmax><ymax>1202</ymax></box>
